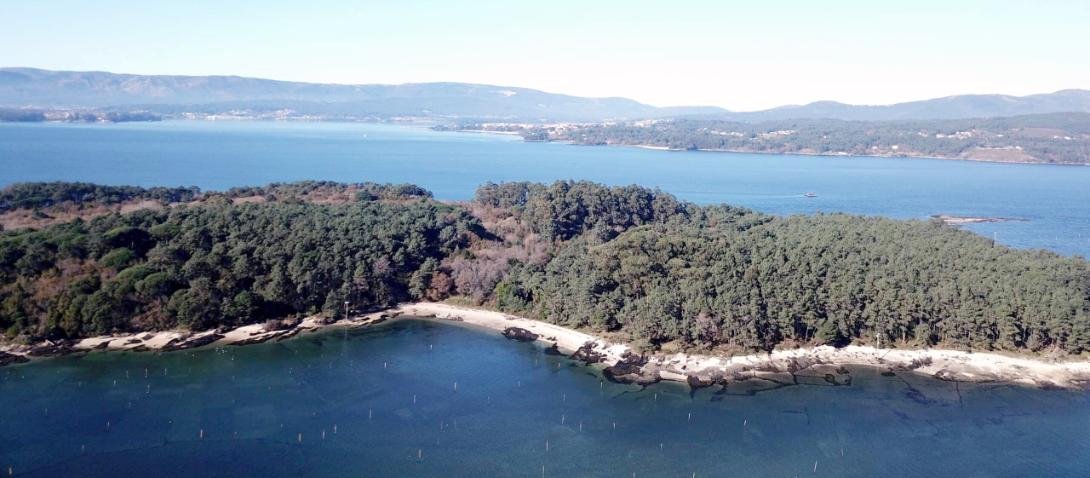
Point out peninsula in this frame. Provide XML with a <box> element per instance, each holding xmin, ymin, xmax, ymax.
<box><xmin>2</xmin><ymin>180</ymin><xmax>1088</xmax><ymax>389</ymax></box>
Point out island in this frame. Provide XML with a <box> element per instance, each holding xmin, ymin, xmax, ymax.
<box><xmin>2</xmin><ymin>180</ymin><xmax>1088</xmax><ymax>389</ymax></box>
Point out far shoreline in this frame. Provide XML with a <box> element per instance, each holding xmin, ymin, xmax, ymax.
<box><xmin>6</xmin><ymin>119</ymin><xmax>1087</xmax><ymax>167</ymax></box>
<box><xmin>3</xmin><ymin>302</ymin><xmax>1088</xmax><ymax>391</ymax></box>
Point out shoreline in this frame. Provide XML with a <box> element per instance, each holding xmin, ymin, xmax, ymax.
<box><xmin>555</xmin><ymin>139</ymin><xmax>1088</xmax><ymax>167</ymax></box>
<box><xmin>3</xmin><ymin>302</ymin><xmax>1089</xmax><ymax>390</ymax></box>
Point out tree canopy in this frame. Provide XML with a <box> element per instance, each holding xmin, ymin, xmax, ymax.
<box><xmin>2</xmin><ymin>180</ymin><xmax>1088</xmax><ymax>356</ymax></box>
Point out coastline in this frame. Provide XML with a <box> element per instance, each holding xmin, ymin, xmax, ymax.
<box><xmin>556</xmin><ymin>139</ymin><xmax>1088</xmax><ymax>167</ymax></box>
<box><xmin>3</xmin><ymin>301</ymin><xmax>1089</xmax><ymax>390</ymax></box>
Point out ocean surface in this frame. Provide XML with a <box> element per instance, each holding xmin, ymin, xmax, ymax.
<box><xmin>2</xmin><ymin>320</ymin><xmax>1089</xmax><ymax>477</ymax></box>
<box><xmin>3</xmin><ymin>121</ymin><xmax>1090</xmax><ymax>476</ymax></box>
<box><xmin>2</xmin><ymin>120</ymin><xmax>1089</xmax><ymax>256</ymax></box>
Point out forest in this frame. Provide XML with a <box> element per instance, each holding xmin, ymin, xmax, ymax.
<box><xmin>449</xmin><ymin>113</ymin><xmax>1090</xmax><ymax>164</ymax></box>
<box><xmin>2</xmin><ymin>180</ymin><xmax>1088</xmax><ymax>355</ymax></box>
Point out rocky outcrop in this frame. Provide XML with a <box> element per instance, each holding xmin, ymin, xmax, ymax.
<box><xmin>501</xmin><ymin>327</ymin><xmax>539</xmax><ymax>342</ymax></box>
<box><xmin>162</xmin><ymin>333</ymin><xmax>225</xmax><ymax>352</ymax></box>
<box><xmin>603</xmin><ymin>352</ymin><xmax>657</xmax><ymax>384</ymax></box>
<box><xmin>571</xmin><ymin>341</ymin><xmax>607</xmax><ymax>364</ymax></box>
<box><xmin>26</xmin><ymin>341</ymin><xmax>74</xmax><ymax>357</ymax></box>
<box><xmin>0</xmin><ymin>351</ymin><xmax>29</xmax><ymax>366</ymax></box>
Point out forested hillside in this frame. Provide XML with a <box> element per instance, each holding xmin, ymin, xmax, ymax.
<box><xmin>0</xmin><ymin>193</ymin><xmax>482</xmax><ymax>338</ymax></box>
<box><xmin>468</xmin><ymin>181</ymin><xmax>1090</xmax><ymax>353</ymax></box>
<box><xmin>2</xmin><ymin>180</ymin><xmax>1088</xmax><ymax>355</ymax></box>
<box><xmin>455</xmin><ymin>113</ymin><xmax>1090</xmax><ymax>164</ymax></box>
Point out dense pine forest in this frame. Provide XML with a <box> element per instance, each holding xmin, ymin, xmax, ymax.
<box><xmin>2</xmin><ymin>180</ymin><xmax>1089</xmax><ymax>354</ymax></box>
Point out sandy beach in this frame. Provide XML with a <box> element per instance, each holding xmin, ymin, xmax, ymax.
<box><xmin>3</xmin><ymin>301</ymin><xmax>1089</xmax><ymax>389</ymax></box>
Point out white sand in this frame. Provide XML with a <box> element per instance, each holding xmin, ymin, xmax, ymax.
<box><xmin>5</xmin><ymin>301</ymin><xmax>1089</xmax><ymax>389</ymax></box>
<box><xmin>388</xmin><ymin>303</ymin><xmax>1090</xmax><ymax>389</ymax></box>
<box><xmin>393</xmin><ymin>302</ymin><xmax>630</xmax><ymax>363</ymax></box>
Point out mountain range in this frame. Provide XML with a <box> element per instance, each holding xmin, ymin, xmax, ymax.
<box><xmin>2</xmin><ymin>67</ymin><xmax>1089</xmax><ymax>123</ymax></box>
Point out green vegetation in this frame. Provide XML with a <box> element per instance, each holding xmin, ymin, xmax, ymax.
<box><xmin>453</xmin><ymin>113</ymin><xmax>1090</xmax><ymax>164</ymax></box>
<box><xmin>2</xmin><ymin>180</ymin><xmax>1089</xmax><ymax>356</ymax></box>
<box><xmin>469</xmin><ymin>181</ymin><xmax>1090</xmax><ymax>353</ymax></box>
<box><xmin>0</xmin><ymin>182</ymin><xmax>201</xmax><ymax>213</ymax></box>
<box><xmin>0</xmin><ymin>191</ymin><xmax>481</xmax><ymax>338</ymax></box>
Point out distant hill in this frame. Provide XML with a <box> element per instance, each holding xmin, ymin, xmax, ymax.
<box><xmin>711</xmin><ymin>90</ymin><xmax>1090</xmax><ymax>122</ymax></box>
<box><xmin>0</xmin><ymin>67</ymin><xmax>1087</xmax><ymax>122</ymax></box>
<box><xmin>0</xmin><ymin>67</ymin><xmax>723</xmax><ymax>122</ymax></box>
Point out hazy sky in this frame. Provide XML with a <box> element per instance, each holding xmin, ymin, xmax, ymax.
<box><xmin>3</xmin><ymin>0</ymin><xmax>1088</xmax><ymax>110</ymax></box>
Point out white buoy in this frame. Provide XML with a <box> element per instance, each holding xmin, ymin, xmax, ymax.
<box><xmin>688</xmin><ymin>412</ymin><xmax>691</xmax><ymax>422</ymax></box>
<box><xmin>199</xmin><ymin>429</ymin><xmax>204</xmax><ymax>439</ymax></box>
<box><xmin>322</xmin><ymin>430</ymin><xmax>326</xmax><ymax>440</ymax></box>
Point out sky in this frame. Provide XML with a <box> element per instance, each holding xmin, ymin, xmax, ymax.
<box><xmin>2</xmin><ymin>0</ymin><xmax>1088</xmax><ymax>111</ymax></box>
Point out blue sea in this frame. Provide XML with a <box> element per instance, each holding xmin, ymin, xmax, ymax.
<box><xmin>2</xmin><ymin>321</ymin><xmax>1089</xmax><ymax>477</ymax></box>
<box><xmin>1</xmin><ymin>120</ymin><xmax>1089</xmax><ymax>256</ymax></box>
<box><xmin>2</xmin><ymin>120</ymin><xmax>1090</xmax><ymax>477</ymax></box>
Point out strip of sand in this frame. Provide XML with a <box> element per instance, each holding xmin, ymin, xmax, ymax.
<box><xmin>3</xmin><ymin>301</ymin><xmax>1088</xmax><ymax>389</ymax></box>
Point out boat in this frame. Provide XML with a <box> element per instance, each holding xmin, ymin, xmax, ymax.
<box><xmin>803</xmin><ymin>192</ymin><xmax>817</xmax><ymax>198</ymax></box>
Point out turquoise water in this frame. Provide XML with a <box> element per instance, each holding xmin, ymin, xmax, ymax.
<box><xmin>2</xmin><ymin>121</ymin><xmax>1089</xmax><ymax>256</ymax></box>
<box><xmin>2</xmin><ymin>320</ymin><xmax>1089</xmax><ymax>477</ymax></box>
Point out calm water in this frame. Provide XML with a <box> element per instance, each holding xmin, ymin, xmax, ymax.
<box><xmin>1</xmin><ymin>121</ymin><xmax>1089</xmax><ymax>256</ymax></box>
<box><xmin>2</xmin><ymin>320</ymin><xmax>1089</xmax><ymax>477</ymax></box>
<box><xmin>3</xmin><ymin>120</ymin><xmax>1090</xmax><ymax>476</ymax></box>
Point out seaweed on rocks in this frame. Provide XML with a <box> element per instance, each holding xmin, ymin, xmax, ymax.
<box><xmin>603</xmin><ymin>352</ymin><xmax>655</xmax><ymax>384</ymax></box>
<box><xmin>570</xmin><ymin>341</ymin><xmax>607</xmax><ymax>364</ymax></box>
<box><xmin>162</xmin><ymin>333</ymin><xmax>226</xmax><ymax>351</ymax></box>
<box><xmin>0</xmin><ymin>351</ymin><xmax>30</xmax><ymax>366</ymax></box>
<box><xmin>501</xmin><ymin>327</ymin><xmax>539</xmax><ymax>342</ymax></box>
<box><xmin>687</xmin><ymin>374</ymin><xmax>719</xmax><ymax>391</ymax></box>
<box><xmin>229</xmin><ymin>330</ymin><xmax>289</xmax><ymax>346</ymax></box>
<box><xmin>26</xmin><ymin>341</ymin><xmax>74</xmax><ymax>357</ymax></box>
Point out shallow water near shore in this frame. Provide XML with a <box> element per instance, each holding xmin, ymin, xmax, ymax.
<box><xmin>2</xmin><ymin>320</ymin><xmax>1088</xmax><ymax>477</ymax></box>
